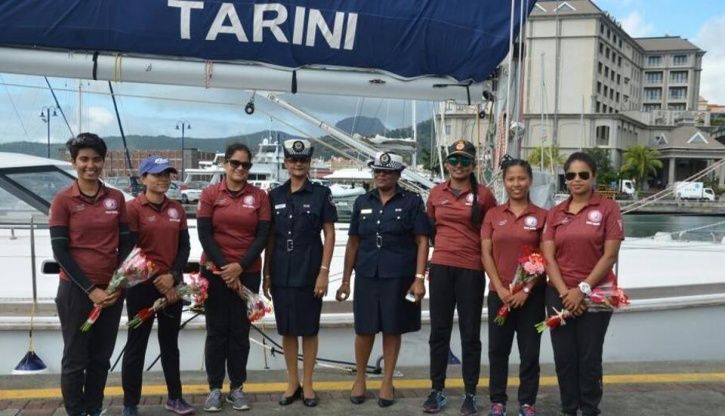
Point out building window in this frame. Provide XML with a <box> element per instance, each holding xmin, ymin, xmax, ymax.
<box><xmin>603</xmin><ymin>104</ymin><xmax>608</xmax><ymax>113</ymax></box>
<box><xmin>599</xmin><ymin>42</ymin><xmax>604</xmax><ymax>54</ymax></box>
<box><xmin>607</xmin><ymin>28</ymin><xmax>611</xmax><ymax>39</ymax></box>
<box><xmin>644</xmin><ymin>87</ymin><xmax>662</xmax><ymax>101</ymax></box>
<box><xmin>645</xmin><ymin>71</ymin><xmax>663</xmax><ymax>84</ymax></box>
<box><xmin>610</xmin><ymin>89</ymin><xmax>614</xmax><ymax>99</ymax></box>
<box><xmin>611</xmin><ymin>71</ymin><xmax>615</xmax><ymax>81</ymax></box>
<box><xmin>670</xmin><ymin>71</ymin><xmax>688</xmax><ymax>83</ymax></box>
<box><xmin>647</xmin><ymin>55</ymin><xmax>662</xmax><ymax>66</ymax></box>
<box><xmin>619</xmin><ymin>39</ymin><xmax>622</xmax><ymax>48</ymax></box>
<box><xmin>445</xmin><ymin>124</ymin><xmax>451</xmax><ymax>135</ymax></box>
<box><xmin>669</xmin><ymin>87</ymin><xmax>687</xmax><ymax>100</ymax></box>
<box><xmin>600</xmin><ymin>23</ymin><xmax>604</xmax><ymax>33</ymax></box>
<box><xmin>618</xmin><ymin>56</ymin><xmax>622</xmax><ymax>67</ymax></box>
<box><xmin>668</xmin><ymin>103</ymin><xmax>686</xmax><ymax>111</ymax></box>
<box><xmin>643</xmin><ymin>103</ymin><xmax>661</xmax><ymax>111</ymax></box>
<box><xmin>596</xmin><ymin>101</ymin><xmax>601</xmax><ymax>112</ymax></box>
<box><xmin>598</xmin><ymin>62</ymin><xmax>603</xmax><ymax>74</ymax></box>
<box><xmin>673</xmin><ymin>54</ymin><xmax>688</xmax><ymax>65</ymax></box>
<box><xmin>605</xmin><ymin>67</ymin><xmax>609</xmax><ymax>77</ymax></box>
<box><xmin>654</xmin><ymin>135</ymin><xmax>668</xmax><ymax>146</ymax></box>
<box><xmin>687</xmin><ymin>131</ymin><xmax>708</xmax><ymax>144</ymax></box>
<box><xmin>617</xmin><ymin>74</ymin><xmax>621</xmax><ymax>84</ymax></box>
<box><xmin>597</xmin><ymin>81</ymin><xmax>602</xmax><ymax>94</ymax></box>
<box><xmin>616</xmin><ymin>92</ymin><xmax>620</xmax><ymax>102</ymax></box>
<box><xmin>596</xmin><ymin>126</ymin><xmax>610</xmax><ymax>146</ymax></box>
<box><xmin>605</xmin><ymin>48</ymin><xmax>610</xmax><ymax>59</ymax></box>
<box><xmin>604</xmin><ymin>85</ymin><xmax>608</xmax><ymax>96</ymax></box>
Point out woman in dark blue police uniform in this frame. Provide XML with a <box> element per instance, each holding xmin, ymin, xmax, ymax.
<box><xmin>263</xmin><ymin>139</ymin><xmax>337</xmax><ymax>408</ymax></box>
<box><xmin>336</xmin><ymin>152</ymin><xmax>430</xmax><ymax>408</ymax></box>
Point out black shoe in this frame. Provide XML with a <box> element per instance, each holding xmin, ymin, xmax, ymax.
<box><xmin>278</xmin><ymin>386</ymin><xmax>302</xmax><ymax>406</ymax></box>
<box><xmin>350</xmin><ymin>394</ymin><xmax>366</xmax><ymax>405</ymax></box>
<box><xmin>302</xmin><ymin>396</ymin><xmax>319</xmax><ymax>407</ymax></box>
<box><xmin>378</xmin><ymin>388</ymin><xmax>396</xmax><ymax>408</ymax></box>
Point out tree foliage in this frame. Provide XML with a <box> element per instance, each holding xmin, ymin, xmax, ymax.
<box><xmin>620</xmin><ymin>145</ymin><xmax>663</xmax><ymax>190</ymax></box>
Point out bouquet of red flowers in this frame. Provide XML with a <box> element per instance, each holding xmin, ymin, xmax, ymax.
<box><xmin>494</xmin><ymin>246</ymin><xmax>547</xmax><ymax>326</ymax></box>
<box><xmin>80</xmin><ymin>247</ymin><xmax>157</xmax><ymax>332</ymax></box>
<box><xmin>586</xmin><ymin>285</ymin><xmax>630</xmax><ymax>312</ymax></box>
<box><xmin>204</xmin><ymin>262</ymin><xmax>272</xmax><ymax>322</ymax></box>
<box><xmin>127</xmin><ymin>276</ymin><xmax>209</xmax><ymax>329</ymax></box>
<box><xmin>535</xmin><ymin>307</ymin><xmax>573</xmax><ymax>333</ymax></box>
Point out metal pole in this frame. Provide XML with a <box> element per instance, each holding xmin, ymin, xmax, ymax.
<box><xmin>46</xmin><ymin>108</ymin><xmax>51</xmax><ymax>159</ymax></box>
<box><xmin>181</xmin><ymin>123</ymin><xmax>185</xmax><ymax>181</ymax></box>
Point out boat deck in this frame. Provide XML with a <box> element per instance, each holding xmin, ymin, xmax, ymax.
<box><xmin>2</xmin><ymin>361</ymin><xmax>724</xmax><ymax>416</ymax></box>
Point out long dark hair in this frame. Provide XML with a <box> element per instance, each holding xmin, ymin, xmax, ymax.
<box><xmin>564</xmin><ymin>151</ymin><xmax>597</xmax><ymax>175</ymax></box>
<box><xmin>469</xmin><ymin>172</ymin><xmax>483</xmax><ymax>228</ymax></box>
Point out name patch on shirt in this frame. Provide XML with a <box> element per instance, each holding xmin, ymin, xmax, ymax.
<box><xmin>360</xmin><ymin>208</ymin><xmax>373</xmax><ymax>214</ymax></box>
<box><xmin>275</xmin><ymin>203</ymin><xmax>287</xmax><ymax>209</ymax></box>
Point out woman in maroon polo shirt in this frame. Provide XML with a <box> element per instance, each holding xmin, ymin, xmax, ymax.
<box><xmin>481</xmin><ymin>158</ymin><xmax>547</xmax><ymax>416</ymax></box>
<box><xmin>423</xmin><ymin>140</ymin><xmax>497</xmax><ymax>416</ymax></box>
<box><xmin>542</xmin><ymin>152</ymin><xmax>624</xmax><ymax>416</ymax></box>
<box><xmin>121</xmin><ymin>156</ymin><xmax>192</xmax><ymax>416</ymax></box>
<box><xmin>50</xmin><ymin>133</ymin><xmax>133</xmax><ymax>416</ymax></box>
<box><xmin>196</xmin><ymin>143</ymin><xmax>271</xmax><ymax>412</ymax></box>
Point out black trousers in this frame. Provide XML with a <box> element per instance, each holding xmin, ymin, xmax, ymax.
<box><xmin>203</xmin><ymin>269</ymin><xmax>261</xmax><ymax>390</ymax></box>
<box><xmin>487</xmin><ymin>286</ymin><xmax>545</xmax><ymax>406</ymax></box>
<box><xmin>56</xmin><ymin>280</ymin><xmax>124</xmax><ymax>416</ymax></box>
<box><xmin>122</xmin><ymin>283</ymin><xmax>183</xmax><ymax>406</ymax></box>
<box><xmin>428</xmin><ymin>264</ymin><xmax>485</xmax><ymax>395</ymax></box>
<box><xmin>546</xmin><ymin>287</ymin><xmax>612</xmax><ymax>416</ymax></box>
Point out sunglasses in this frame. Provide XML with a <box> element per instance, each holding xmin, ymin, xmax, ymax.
<box><xmin>565</xmin><ymin>171</ymin><xmax>591</xmax><ymax>181</ymax></box>
<box><xmin>287</xmin><ymin>157</ymin><xmax>310</xmax><ymax>164</ymax></box>
<box><xmin>373</xmin><ymin>169</ymin><xmax>395</xmax><ymax>175</ymax></box>
<box><xmin>227</xmin><ymin>159</ymin><xmax>253</xmax><ymax>170</ymax></box>
<box><xmin>447</xmin><ymin>156</ymin><xmax>473</xmax><ymax>167</ymax></box>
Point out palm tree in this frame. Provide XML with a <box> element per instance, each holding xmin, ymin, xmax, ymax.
<box><xmin>527</xmin><ymin>145</ymin><xmax>566</xmax><ymax>171</ymax></box>
<box><xmin>620</xmin><ymin>145</ymin><xmax>663</xmax><ymax>191</ymax></box>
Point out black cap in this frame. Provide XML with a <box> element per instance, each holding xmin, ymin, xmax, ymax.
<box><xmin>447</xmin><ymin>140</ymin><xmax>476</xmax><ymax>159</ymax></box>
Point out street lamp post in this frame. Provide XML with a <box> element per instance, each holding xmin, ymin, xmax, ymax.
<box><xmin>39</xmin><ymin>106</ymin><xmax>58</xmax><ymax>159</ymax></box>
<box><xmin>176</xmin><ymin>120</ymin><xmax>191</xmax><ymax>181</ymax></box>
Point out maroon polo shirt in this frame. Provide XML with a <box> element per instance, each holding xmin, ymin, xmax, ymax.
<box><xmin>481</xmin><ymin>202</ymin><xmax>548</xmax><ymax>291</ymax></box>
<box><xmin>49</xmin><ymin>181</ymin><xmax>128</xmax><ymax>285</ymax></box>
<box><xmin>542</xmin><ymin>192</ymin><xmax>624</xmax><ymax>289</ymax></box>
<box><xmin>197</xmin><ymin>181</ymin><xmax>271</xmax><ymax>273</ymax></box>
<box><xmin>427</xmin><ymin>181</ymin><xmax>497</xmax><ymax>271</ymax></box>
<box><xmin>127</xmin><ymin>194</ymin><xmax>188</xmax><ymax>276</ymax></box>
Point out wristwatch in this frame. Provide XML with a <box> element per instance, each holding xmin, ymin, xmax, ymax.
<box><xmin>578</xmin><ymin>281</ymin><xmax>592</xmax><ymax>296</ymax></box>
<box><xmin>415</xmin><ymin>273</ymin><xmax>425</xmax><ymax>280</ymax></box>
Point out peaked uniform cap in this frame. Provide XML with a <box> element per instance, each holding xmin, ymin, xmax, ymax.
<box><xmin>367</xmin><ymin>152</ymin><xmax>406</xmax><ymax>171</ymax></box>
<box><xmin>283</xmin><ymin>139</ymin><xmax>314</xmax><ymax>158</ymax></box>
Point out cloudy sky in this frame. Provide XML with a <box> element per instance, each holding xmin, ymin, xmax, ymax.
<box><xmin>0</xmin><ymin>0</ymin><xmax>722</xmax><ymax>145</ymax></box>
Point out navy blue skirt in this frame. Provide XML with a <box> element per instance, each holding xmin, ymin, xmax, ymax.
<box><xmin>271</xmin><ymin>285</ymin><xmax>322</xmax><ymax>336</ymax></box>
<box><xmin>353</xmin><ymin>276</ymin><xmax>421</xmax><ymax>335</ymax></box>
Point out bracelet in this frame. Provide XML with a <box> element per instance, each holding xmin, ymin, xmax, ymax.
<box><xmin>415</xmin><ymin>273</ymin><xmax>425</xmax><ymax>280</ymax></box>
<box><xmin>320</xmin><ymin>265</ymin><xmax>329</xmax><ymax>271</ymax></box>
<box><xmin>341</xmin><ymin>281</ymin><xmax>350</xmax><ymax>286</ymax></box>
<box><xmin>264</xmin><ymin>275</ymin><xmax>271</xmax><ymax>281</ymax></box>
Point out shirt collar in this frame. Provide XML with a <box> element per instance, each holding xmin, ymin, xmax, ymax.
<box><xmin>369</xmin><ymin>185</ymin><xmax>405</xmax><ymax>201</ymax></box>
<box><xmin>284</xmin><ymin>179</ymin><xmax>313</xmax><ymax>194</ymax></box>
<box><xmin>220</xmin><ymin>180</ymin><xmax>250</xmax><ymax>197</ymax></box>
<box><xmin>442</xmin><ymin>180</ymin><xmax>471</xmax><ymax>196</ymax></box>
<box><xmin>137</xmin><ymin>193</ymin><xmax>168</xmax><ymax>209</ymax></box>
<box><xmin>503</xmin><ymin>201</ymin><xmax>535</xmax><ymax>218</ymax></box>
<box><xmin>71</xmin><ymin>180</ymin><xmax>107</xmax><ymax>200</ymax></box>
<box><xmin>560</xmin><ymin>191</ymin><xmax>603</xmax><ymax>214</ymax></box>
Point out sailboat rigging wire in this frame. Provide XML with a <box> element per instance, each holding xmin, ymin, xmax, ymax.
<box><xmin>0</xmin><ymin>75</ymin><xmax>31</xmax><ymax>141</ymax></box>
<box><xmin>107</xmin><ymin>81</ymin><xmax>133</xmax><ymax>171</ymax></box>
<box><xmin>44</xmin><ymin>76</ymin><xmax>75</xmax><ymax>137</ymax></box>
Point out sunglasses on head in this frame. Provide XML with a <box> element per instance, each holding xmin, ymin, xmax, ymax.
<box><xmin>447</xmin><ymin>156</ymin><xmax>473</xmax><ymax>167</ymax></box>
<box><xmin>227</xmin><ymin>159</ymin><xmax>253</xmax><ymax>170</ymax></box>
<box><xmin>565</xmin><ymin>171</ymin><xmax>591</xmax><ymax>181</ymax></box>
<box><xmin>288</xmin><ymin>156</ymin><xmax>310</xmax><ymax>164</ymax></box>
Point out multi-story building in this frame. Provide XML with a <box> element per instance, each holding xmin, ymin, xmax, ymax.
<box><xmin>104</xmin><ymin>149</ymin><xmax>216</xmax><ymax>178</ymax></box>
<box><xmin>520</xmin><ymin>0</ymin><xmax>723</xmax><ymax>186</ymax></box>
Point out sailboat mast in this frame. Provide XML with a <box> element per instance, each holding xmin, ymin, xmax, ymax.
<box><xmin>78</xmin><ymin>81</ymin><xmax>82</xmax><ymax>133</ymax></box>
<box><xmin>539</xmin><ymin>53</ymin><xmax>545</xmax><ymax>172</ymax></box>
<box><xmin>412</xmin><ymin>100</ymin><xmax>417</xmax><ymax>169</ymax></box>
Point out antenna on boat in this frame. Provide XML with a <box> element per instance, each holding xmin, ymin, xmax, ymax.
<box><xmin>13</xmin><ymin>216</ymin><xmax>48</xmax><ymax>374</ymax></box>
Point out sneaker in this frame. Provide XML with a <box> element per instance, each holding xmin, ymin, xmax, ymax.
<box><xmin>519</xmin><ymin>404</ymin><xmax>537</xmax><ymax>416</ymax></box>
<box><xmin>203</xmin><ymin>389</ymin><xmax>223</xmax><ymax>412</ymax></box>
<box><xmin>423</xmin><ymin>390</ymin><xmax>448</xmax><ymax>413</ymax></box>
<box><xmin>165</xmin><ymin>398</ymin><xmax>195</xmax><ymax>415</ymax></box>
<box><xmin>460</xmin><ymin>393</ymin><xmax>479</xmax><ymax>416</ymax></box>
<box><xmin>488</xmin><ymin>403</ymin><xmax>506</xmax><ymax>416</ymax></box>
<box><xmin>226</xmin><ymin>387</ymin><xmax>250</xmax><ymax>411</ymax></box>
<box><xmin>122</xmin><ymin>406</ymin><xmax>138</xmax><ymax>416</ymax></box>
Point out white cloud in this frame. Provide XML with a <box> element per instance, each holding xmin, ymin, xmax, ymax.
<box><xmin>694</xmin><ymin>14</ymin><xmax>725</xmax><ymax>104</ymax></box>
<box><xmin>620</xmin><ymin>11</ymin><xmax>655</xmax><ymax>37</ymax></box>
<box><xmin>82</xmin><ymin>106</ymin><xmax>116</xmax><ymax>134</ymax></box>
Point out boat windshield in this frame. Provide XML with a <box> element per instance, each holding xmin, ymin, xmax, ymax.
<box><xmin>0</xmin><ymin>166</ymin><xmax>75</xmax><ymax>221</ymax></box>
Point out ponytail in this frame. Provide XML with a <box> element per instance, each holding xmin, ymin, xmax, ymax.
<box><xmin>470</xmin><ymin>172</ymin><xmax>483</xmax><ymax>228</ymax></box>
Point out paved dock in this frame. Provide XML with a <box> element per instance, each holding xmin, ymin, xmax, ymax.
<box><xmin>1</xmin><ymin>361</ymin><xmax>724</xmax><ymax>416</ymax></box>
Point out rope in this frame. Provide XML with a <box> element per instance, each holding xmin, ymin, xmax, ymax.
<box><xmin>203</xmin><ymin>61</ymin><xmax>214</xmax><ymax>88</ymax></box>
<box><xmin>113</xmin><ymin>54</ymin><xmax>123</xmax><ymax>83</ymax></box>
<box><xmin>643</xmin><ymin>218</ymin><xmax>725</xmax><ymax>240</ymax></box>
